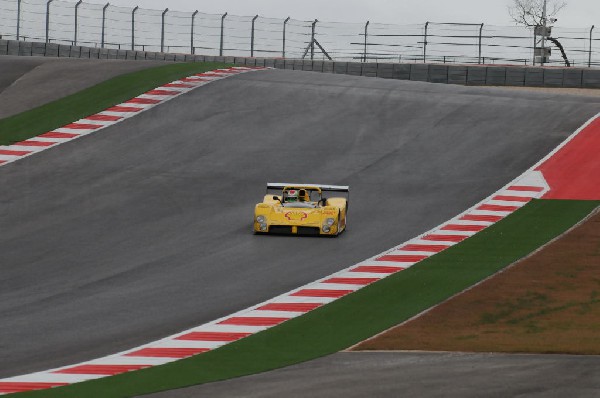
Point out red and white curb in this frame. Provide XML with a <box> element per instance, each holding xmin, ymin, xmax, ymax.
<box><xmin>0</xmin><ymin>66</ymin><xmax>267</xmax><ymax>168</ymax></box>
<box><xmin>0</xmin><ymin>96</ymin><xmax>598</xmax><ymax>394</ymax></box>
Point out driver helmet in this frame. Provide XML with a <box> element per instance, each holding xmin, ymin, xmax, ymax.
<box><xmin>286</xmin><ymin>189</ymin><xmax>299</xmax><ymax>202</ymax></box>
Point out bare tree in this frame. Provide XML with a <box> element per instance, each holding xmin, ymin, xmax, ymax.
<box><xmin>508</xmin><ymin>0</ymin><xmax>570</xmax><ymax>66</ymax></box>
<box><xmin>508</xmin><ymin>0</ymin><xmax>567</xmax><ymax>27</ymax></box>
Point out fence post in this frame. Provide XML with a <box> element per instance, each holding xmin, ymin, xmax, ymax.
<box><xmin>219</xmin><ymin>13</ymin><xmax>227</xmax><ymax>57</ymax></box>
<box><xmin>532</xmin><ymin>27</ymin><xmax>537</xmax><ymax>66</ymax></box>
<box><xmin>423</xmin><ymin>21</ymin><xmax>429</xmax><ymax>63</ymax></box>
<box><xmin>191</xmin><ymin>10</ymin><xmax>198</xmax><ymax>54</ymax></box>
<box><xmin>310</xmin><ymin>19</ymin><xmax>318</xmax><ymax>60</ymax></box>
<box><xmin>131</xmin><ymin>6</ymin><xmax>138</xmax><ymax>50</ymax></box>
<box><xmin>161</xmin><ymin>8</ymin><xmax>168</xmax><ymax>53</ymax></box>
<box><xmin>74</xmin><ymin>0</ymin><xmax>82</xmax><ymax>46</ymax></box>
<box><xmin>478</xmin><ymin>23</ymin><xmax>484</xmax><ymax>64</ymax></box>
<box><xmin>16</xmin><ymin>0</ymin><xmax>21</xmax><ymax>40</ymax></box>
<box><xmin>363</xmin><ymin>20</ymin><xmax>369</xmax><ymax>62</ymax></box>
<box><xmin>282</xmin><ymin>17</ymin><xmax>290</xmax><ymax>58</ymax></box>
<box><xmin>590</xmin><ymin>25</ymin><xmax>595</xmax><ymax>68</ymax></box>
<box><xmin>101</xmin><ymin>2</ymin><xmax>109</xmax><ymax>47</ymax></box>
<box><xmin>220</xmin><ymin>12</ymin><xmax>227</xmax><ymax>56</ymax></box>
<box><xmin>251</xmin><ymin>15</ymin><xmax>258</xmax><ymax>57</ymax></box>
<box><xmin>45</xmin><ymin>0</ymin><xmax>54</xmax><ymax>43</ymax></box>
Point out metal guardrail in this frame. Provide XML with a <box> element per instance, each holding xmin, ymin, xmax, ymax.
<box><xmin>0</xmin><ymin>0</ymin><xmax>599</xmax><ymax>67</ymax></box>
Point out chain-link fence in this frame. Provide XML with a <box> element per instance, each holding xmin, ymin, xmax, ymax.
<box><xmin>1</xmin><ymin>0</ymin><xmax>598</xmax><ymax>67</ymax></box>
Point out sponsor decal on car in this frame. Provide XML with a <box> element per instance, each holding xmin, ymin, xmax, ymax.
<box><xmin>285</xmin><ymin>211</ymin><xmax>308</xmax><ymax>221</ymax></box>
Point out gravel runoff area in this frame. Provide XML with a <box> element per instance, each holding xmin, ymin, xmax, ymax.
<box><xmin>0</xmin><ymin>55</ymin><xmax>171</xmax><ymax>118</ymax></box>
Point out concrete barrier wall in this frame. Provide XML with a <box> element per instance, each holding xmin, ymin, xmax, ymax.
<box><xmin>1</xmin><ymin>39</ymin><xmax>599</xmax><ymax>89</ymax></box>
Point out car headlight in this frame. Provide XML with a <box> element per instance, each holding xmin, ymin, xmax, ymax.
<box><xmin>322</xmin><ymin>225</ymin><xmax>331</xmax><ymax>233</ymax></box>
<box><xmin>257</xmin><ymin>215</ymin><xmax>266</xmax><ymax>223</ymax></box>
<box><xmin>325</xmin><ymin>218</ymin><xmax>335</xmax><ymax>226</ymax></box>
<box><xmin>260</xmin><ymin>223</ymin><xmax>268</xmax><ymax>231</ymax></box>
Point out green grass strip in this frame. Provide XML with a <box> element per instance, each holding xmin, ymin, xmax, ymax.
<box><xmin>0</xmin><ymin>62</ymin><xmax>229</xmax><ymax>145</ymax></box>
<box><xmin>17</xmin><ymin>199</ymin><xmax>599</xmax><ymax>397</ymax></box>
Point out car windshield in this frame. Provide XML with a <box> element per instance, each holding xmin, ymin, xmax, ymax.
<box><xmin>268</xmin><ymin>188</ymin><xmax>321</xmax><ymax>205</ymax></box>
<box><xmin>282</xmin><ymin>188</ymin><xmax>321</xmax><ymax>202</ymax></box>
<box><xmin>282</xmin><ymin>202</ymin><xmax>318</xmax><ymax>208</ymax></box>
<box><xmin>282</xmin><ymin>187</ymin><xmax>321</xmax><ymax>209</ymax></box>
<box><xmin>265</xmin><ymin>186</ymin><xmax>324</xmax><ymax>206</ymax></box>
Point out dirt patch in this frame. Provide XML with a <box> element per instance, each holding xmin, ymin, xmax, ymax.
<box><xmin>354</xmin><ymin>207</ymin><xmax>600</xmax><ymax>354</ymax></box>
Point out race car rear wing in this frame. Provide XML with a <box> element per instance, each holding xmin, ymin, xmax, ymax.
<box><xmin>267</xmin><ymin>183</ymin><xmax>349</xmax><ymax>193</ymax></box>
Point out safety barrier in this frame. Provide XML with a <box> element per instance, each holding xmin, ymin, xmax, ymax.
<box><xmin>2</xmin><ymin>39</ymin><xmax>599</xmax><ymax>88</ymax></box>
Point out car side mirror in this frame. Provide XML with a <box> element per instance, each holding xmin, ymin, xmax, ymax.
<box><xmin>273</xmin><ymin>196</ymin><xmax>279</xmax><ymax>201</ymax></box>
<box><xmin>320</xmin><ymin>197</ymin><xmax>327</xmax><ymax>206</ymax></box>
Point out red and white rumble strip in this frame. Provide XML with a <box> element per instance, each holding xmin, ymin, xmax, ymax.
<box><xmin>0</xmin><ymin>66</ymin><xmax>266</xmax><ymax>168</ymax></box>
<box><xmin>1</xmin><ymin>76</ymin><xmax>598</xmax><ymax>395</ymax></box>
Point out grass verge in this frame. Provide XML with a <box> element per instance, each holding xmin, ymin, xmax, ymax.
<box><xmin>16</xmin><ymin>199</ymin><xmax>599</xmax><ymax>397</ymax></box>
<box><xmin>0</xmin><ymin>62</ymin><xmax>229</xmax><ymax>145</ymax></box>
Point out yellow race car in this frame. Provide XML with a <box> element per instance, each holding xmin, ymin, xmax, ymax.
<box><xmin>254</xmin><ymin>183</ymin><xmax>350</xmax><ymax>236</ymax></box>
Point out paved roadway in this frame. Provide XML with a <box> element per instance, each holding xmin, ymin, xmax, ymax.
<box><xmin>1</xmin><ymin>68</ymin><xmax>600</xmax><ymax>381</ymax></box>
<box><xmin>0</xmin><ymin>55</ymin><xmax>169</xmax><ymax>118</ymax></box>
<box><xmin>145</xmin><ymin>352</ymin><xmax>600</xmax><ymax>398</ymax></box>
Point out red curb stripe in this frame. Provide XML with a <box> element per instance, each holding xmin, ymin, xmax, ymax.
<box><xmin>492</xmin><ymin>195</ymin><xmax>531</xmax><ymax>202</ymax></box>
<box><xmin>350</xmin><ymin>265</ymin><xmax>405</xmax><ymax>273</ymax></box>
<box><xmin>477</xmin><ymin>204</ymin><xmax>519</xmax><ymax>212</ymax></box>
<box><xmin>85</xmin><ymin>114</ymin><xmax>123</xmax><ymax>121</ymax></box>
<box><xmin>399</xmin><ymin>244</ymin><xmax>450</xmax><ymax>253</ymax></box>
<box><xmin>508</xmin><ymin>185</ymin><xmax>544</xmax><ymax>192</ymax></box>
<box><xmin>218</xmin><ymin>317</ymin><xmax>289</xmax><ymax>326</ymax></box>
<box><xmin>257</xmin><ymin>302</ymin><xmax>323</xmax><ymax>312</ymax></box>
<box><xmin>146</xmin><ymin>89</ymin><xmax>179</xmax><ymax>96</ymax></box>
<box><xmin>0</xmin><ymin>149</ymin><xmax>31</xmax><ymax>156</ymax></box>
<box><xmin>64</xmin><ymin>123</ymin><xmax>102</xmax><ymax>130</ymax></box>
<box><xmin>423</xmin><ymin>234</ymin><xmax>468</xmax><ymax>243</ymax></box>
<box><xmin>175</xmin><ymin>332</ymin><xmax>251</xmax><ymax>342</ymax></box>
<box><xmin>0</xmin><ymin>160</ymin><xmax>6</xmax><ymax>164</ymax></box>
<box><xmin>376</xmin><ymin>254</ymin><xmax>428</xmax><ymax>262</ymax></box>
<box><xmin>39</xmin><ymin>132</ymin><xmax>80</xmax><ymax>139</ymax></box>
<box><xmin>127</xmin><ymin>98</ymin><xmax>162</xmax><ymax>104</ymax></box>
<box><xmin>323</xmin><ymin>277</ymin><xmax>379</xmax><ymax>285</ymax></box>
<box><xmin>163</xmin><ymin>83</ymin><xmax>195</xmax><ymax>88</ymax></box>
<box><xmin>459</xmin><ymin>214</ymin><xmax>503</xmax><ymax>222</ymax></box>
<box><xmin>291</xmin><ymin>289</ymin><xmax>353</xmax><ymax>298</ymax></box>
<box><xmin>441</xmin><ymin>224</ymin><xmax>486</xmax><ymax>232</ymax></box>
<box><xmin>54</xmin><ymin>364</ymin><xmax>150</xmax><ymax>375</ymax></box>
<box><xmin>537</xmin><ymin>117</ymin><xmax>600</xmax><ymax>200</ymax></box>
<box><xmin>106</xmin><ymin>106</ymin><xmax>143</xmax><ymax>112</ymax></box>
<box><xmin>14</xmin><ymin>140</ymin><xmax>56</xmax><ymax>147</ymax></box>
<box><xmin>125</xmin><ymin>347</ymin><xmax>210</xmax><ymax>358</ymax></box>
<box><xmin>0</xmin><ymin>382</ymin><xmax>69</xmax><ymax>393</ymax></box>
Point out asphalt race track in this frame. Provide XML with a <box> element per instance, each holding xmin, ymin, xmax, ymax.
<box><xmin>2</xmin><ymin>67</ymin><xmax>600</xmax><ymax>381</ymax></box>
<box><xmin>145</xmin><ymin>352</ymin><xmax>600</xmax><ymax>398</ymax></box>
